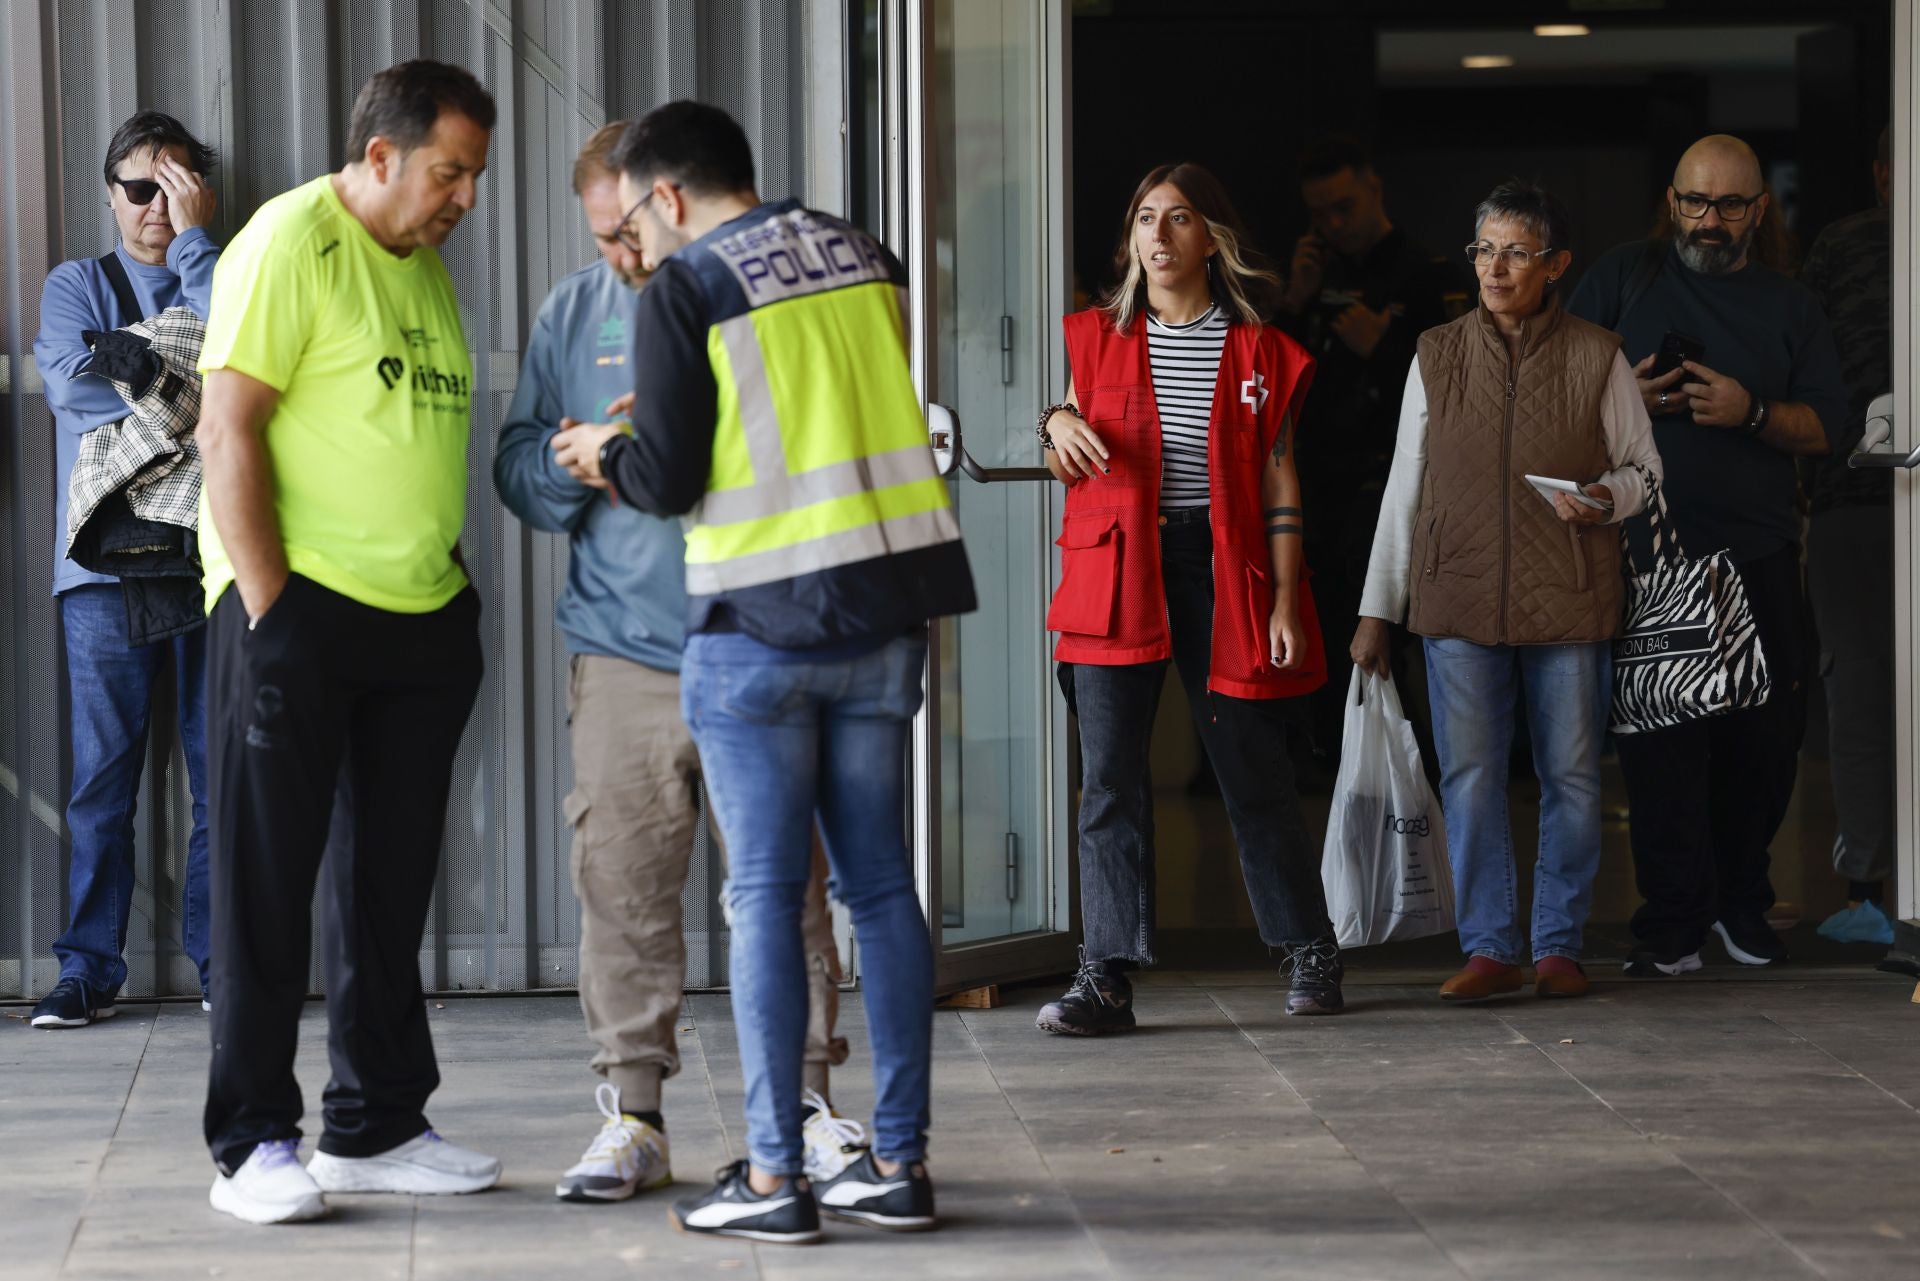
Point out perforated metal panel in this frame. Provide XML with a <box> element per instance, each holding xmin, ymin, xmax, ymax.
<box><xmin>1</xmin><ymin>0</ymin><xmax>836</xmax><ymax>998</ymax></box>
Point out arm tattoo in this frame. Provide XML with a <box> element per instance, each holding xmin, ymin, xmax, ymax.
<box><xmin>1269</xmin><ymin>409</ymin><xmax>1296</xmax><ymax>464</ymax></box>
<box><xmin>1263</xmin><ymin>506</ymin><xmax>1303</xmax><ymax>519</ymax></box>
<box><xmin>1267</xmin><ymin>524</ymin><xmax>1305</xmax><ymax>538</ymax></box>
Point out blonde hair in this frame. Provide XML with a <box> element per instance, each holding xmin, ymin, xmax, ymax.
<box><xmin>1101</xmin><ymin>162</ymin><xmax>1279</xmax><ymax>333</ymax></box>
<box><xmin>571</xmin><ymin>121</ymin><xmax>628</xmax><ymax>195</ymax></box>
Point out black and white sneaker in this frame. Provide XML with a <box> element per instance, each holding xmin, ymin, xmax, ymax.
<box><xmin>1712</xmin><ymin>917</ymin><xmax>1788</xmax><ymax>966</ymax></box>
<box><xmin>812</xmin><ymin>1149</ymin><xmax>936</xmax><ymax>1232</ymax></box>
<box><xmin>670</xmin><ymin>1160</ymin><xmax>821</xmax><ymax>1244</ymax></box>
<box><xmin>1282</xmin><ymin>936</ymin><xmax>1345</xmax><ymax>1015</ymax></box>
<box><xmin>1035</xmin><ymin>948</ymin><xmax>1135</xmax><ymax>1036</ymax></box>
<box><xmin>30</xmin><ymin>977</ymin><xmax>117</xmax><ymax>1028</ymax></box>
<box><xmin>1622</xmin><ymin>948</ymin><xmax>1704</xmax><ymax>977</ymax></box>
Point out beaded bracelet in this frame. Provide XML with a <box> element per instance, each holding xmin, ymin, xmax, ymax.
<box><xmin>1036</xmin><ymin>402</ymin><xmax>1081</xmax><ymax>451</ymax></box>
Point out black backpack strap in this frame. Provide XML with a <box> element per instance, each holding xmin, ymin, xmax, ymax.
<box><xmin>1610</xmin><ymin>238</ymin><xmax>1667</xmax><ymax>331</ymax></box>
<box><xmin>96</xmin><ymin>252</ymin><xmax>143</xmax><ymax>326</ymax></box>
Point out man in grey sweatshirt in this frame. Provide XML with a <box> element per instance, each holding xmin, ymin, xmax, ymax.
<box><xmin>493</xmin><ymin>125</ymin><xmax>852</xmax><ymax>1204</ymax></box>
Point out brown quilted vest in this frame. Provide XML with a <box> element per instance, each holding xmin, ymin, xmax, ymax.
<box><xmin>1407</xmin><ymin>302</ymin><xmax>1625</xmax><ymax>646</ymax></box>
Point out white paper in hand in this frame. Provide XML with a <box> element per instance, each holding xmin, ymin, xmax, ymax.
<box><xmin>1524</xmin><ymin>473</ymin><xmax>1609</xmax><ymax>511</ymax></box>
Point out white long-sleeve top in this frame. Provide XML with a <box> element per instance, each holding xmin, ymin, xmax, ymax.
<box><xmin>1358</xmin><ymin>349</ymin><xmax>1664</xmax><ymax>625</ymax></box>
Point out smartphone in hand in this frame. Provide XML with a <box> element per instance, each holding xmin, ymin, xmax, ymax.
<box><xmin>1649</xmin><ymin>330</ymin><xmax>1706</xmax><ymax>381</ymax></box>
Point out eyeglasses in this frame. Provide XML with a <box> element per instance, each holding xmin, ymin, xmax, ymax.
<box><xmin>113</xmin><ymin>177</ymin><xmax>162</xmax><ymax>205</ymax></box>
<box><xmin>1464</xmin><ymin>243</ymin><xmax>1557</xmax><ymax>269</ymax></box>
<box><xmin>614</xmin><ymin>182</ymin><xmax>680</xmax><ymax>254</ymax></box>
<box><xmin>1674</xmin><ymin>191</ymin><xmax>1763</xmax><ymax>221</ymax></box>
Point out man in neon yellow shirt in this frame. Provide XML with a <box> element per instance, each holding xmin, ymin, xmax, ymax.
<box><xmin>195</xmin><ymin>60</ymin><xmax>497</xmax><ymax>1226</ymax></box>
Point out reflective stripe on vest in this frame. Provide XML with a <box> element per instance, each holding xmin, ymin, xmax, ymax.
<box><xmin>681</xmin><ymin>263</ymin><xmax>958</xmax><ymax>595</ymax></box>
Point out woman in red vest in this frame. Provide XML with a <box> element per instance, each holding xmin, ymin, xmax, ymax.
<box><xmin>1034</xmin><ymin>162</ymin><xmax>1340</xmax><ymax>1034</ymax></box>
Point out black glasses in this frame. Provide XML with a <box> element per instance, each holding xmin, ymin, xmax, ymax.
<box><xmin>1674</xmin><ymin>191</ymin><xmax>1762</xmax><ymax>221</ymax></box>
<box><xmin>113</xmin><ymin>177</ymin><xmax>162</xmax><ymax>205</ymax></box>
<box><xmin>1464</xmin><ymin>243</ymin><xmax>1557</xmax><ymax>269</ymax></box>
<box><xmin>614</xmin><ymin>183</ymin><xmax>681</xmax><ymax>254</ymax></box>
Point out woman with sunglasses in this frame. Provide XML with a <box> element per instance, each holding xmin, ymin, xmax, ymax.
<box><xmin>1352</xmin><ymin>178</ymin><xmax>1663</xmax><ymax>1003</ymax></box>
<box><xmin>1035</xmin><ymin>162</ymin><xmax>1342</xmax><ymax>1034</ymax></box>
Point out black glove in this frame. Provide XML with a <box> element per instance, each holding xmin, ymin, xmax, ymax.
<box><xmin>81</xmin><ymin>328</ymin><xmax>162</xmax><ymax>400</ymax></box>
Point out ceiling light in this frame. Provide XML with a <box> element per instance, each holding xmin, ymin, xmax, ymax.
<box><xmin>1534</xmin><ymin>24</ymin><xmax>1591</xmax><ymax>37</ymax></box>
<box><xmin>1461</xmin><ymin>55</ymin><xmax>1517</xmax><ymax>69</ymax></box>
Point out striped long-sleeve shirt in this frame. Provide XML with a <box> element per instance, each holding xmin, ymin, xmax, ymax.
<box><xmin>1145</xmin><ymin>305</ymin><xmax>1227</xmax><ymax>508</ymax></box>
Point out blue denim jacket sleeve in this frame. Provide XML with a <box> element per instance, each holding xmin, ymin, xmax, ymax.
<box><xmin>493</xmin><ymin>294</ymin><xmax>596</xmax><ymax>534</ymax></box>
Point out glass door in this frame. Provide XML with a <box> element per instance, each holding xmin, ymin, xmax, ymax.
<box><xmin>885</xmin><ymin>0</ymin><xmax>1078</xmax><ymax>989</ymax></box>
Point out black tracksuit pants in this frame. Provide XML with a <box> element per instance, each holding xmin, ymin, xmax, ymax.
<box><xmin>203</xmin><ymin>572</ymin><xmax>482</xmax><ymax>1174</ymax></box>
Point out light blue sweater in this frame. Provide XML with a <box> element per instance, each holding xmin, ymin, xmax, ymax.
<box><xmin>493</xmin><ymin>261</ymin><xmax>687</xmax><ymax>673</ymax></box>
<box><xmin>34</xmin><ymin>227</ymin><xmax>220</xmax><ymax>595</ymax></box>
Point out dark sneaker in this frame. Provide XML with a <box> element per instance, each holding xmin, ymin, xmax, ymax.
<box><xmin>1034</xmin><ymin>948</ymin><xmax>1135</xmax><ymax>1036</ymax></box>
<box><xmin>670</xmin><ymin>1160</ymin><xmax>820</xmax><ymax>1244</ymax></box>
<box><xmin>1712</xmin><ymin>917</ymin><xmax>1787</xmax><ymax>966</ymax></box>
<box><xmin>1282</xmin><ymin>936</ymin><xmax>1345</xmax><ymax>1015</ymax></box>
<box><xmin>812</xmin><ymin>1148</ymin><xmax>936</xmax><ymax>1232</ymax></box>
<box><xmin>1622</xmin><ymin>948</ymin><xmax>1703</xmax><ymax>978</ymax></box>
<box><xmin>30</xmin><ymin>977</ymin><xmax>117</xmax><ymax>1029</ymax></box>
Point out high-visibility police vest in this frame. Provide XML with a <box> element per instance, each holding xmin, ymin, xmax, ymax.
<box><xmin>674</xmin><ymin>199</ymin><xmax>976</xmax><ymax>646</ymax></box>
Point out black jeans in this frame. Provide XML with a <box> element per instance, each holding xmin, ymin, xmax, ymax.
<box><xmin>1615</xmin><ymin>544</ymin><xmax>1808</xmax><ymax>956</ymax></box>
<box><xmin>203</xmin><ymin>573</ymin><xmax>482</xmax><ymax>1174</ymax></box>
<box><xmin>1060</xmin><ymin>512</ymin><xmax>1333</xmax><ymax>964</ymax></box>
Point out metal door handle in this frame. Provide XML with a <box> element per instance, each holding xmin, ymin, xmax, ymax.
<box><xmin>929</xmin><ymin>401</ymin><xmax>1055</xmax><ymax>483</ymax></box>
<box><xmin>1847</xmin><ymin>445</ymin><xmax>1920</xmax><ymax>470</ymax></box>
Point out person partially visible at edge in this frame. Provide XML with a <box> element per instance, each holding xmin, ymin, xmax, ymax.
<box><xmin>1567</xmin><ymin>134</ymin><xmax>1848</xmax><ymax>978</ymax></box>
<box><xmin>492</xmin><ymin>122</ymin><xmax>856</xmax><ymax>1206</ymax></box>
<box><xmin>30</xmin><ymin>111</ymin><xmax>221</xmax><ymax>1031</ymax></box>
<box><xmin>195</xmin><ymin>59</ymin><xmax>501</xmax><ymax>1226</ymax></box>
<box><xmin>1354</xmin><ymin>179</ymin><xmax>1664</xmax><ymax>1004</ymax></box>
<box><xmin>1275</xmin><ymin>135</ymin><xmax>1464</xmax><ymax>789</ymax></box>
<box><xmin>1799</xmin><ymin>126</ymin><xmax>1898</xmax><ymax>951</ymax></box>
<box><xmin>550</xmin><ymin>100</ymin><xmax>976</xmax><ymax>1245</ymax></box>
<box><xmin>1035</xmin><ymin>161</ymin><xmax>1346</xmax><ymax>1033</ymax></box>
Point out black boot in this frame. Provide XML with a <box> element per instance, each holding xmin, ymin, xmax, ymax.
<box><xmin>1282</xmin><ymin>936</ymin><xmax>1345</xmax><ymax>1015</ymax></box>
<box><xmin>1034</xmin><ymin>948</ymin><xmax>1136</xmax><ymax>1036</ymax></box>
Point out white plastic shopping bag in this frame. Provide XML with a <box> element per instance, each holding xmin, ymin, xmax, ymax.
<box><xmin>1320</xmin><ymin>669</ymin><xmax>1455</xmax><ymax>947</ymax></box>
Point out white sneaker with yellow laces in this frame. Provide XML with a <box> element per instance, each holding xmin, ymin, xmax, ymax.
<box><xmin>555</xmin><ymin>1082</ymin><xmax>672</xmax><ymax>1203</ymax></box>
<box><xmin>800</xmin><ymin>1088</ymin><xmax>866</xmax><ymax>1183</ymax></box>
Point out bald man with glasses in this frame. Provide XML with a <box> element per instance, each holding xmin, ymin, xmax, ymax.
<box><xmin>1568</xmin><ymin>134</ymin><xmax>1850</xmax><ymax>979</ymax></box>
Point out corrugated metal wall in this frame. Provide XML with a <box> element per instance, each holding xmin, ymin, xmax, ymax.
<box><xmin>1</xmin><ymin>0</ymin><xmax>843</xmax><ymax>998</ymax></box>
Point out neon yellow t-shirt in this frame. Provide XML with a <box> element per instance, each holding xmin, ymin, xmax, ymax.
<box><xmin>198</xmin><ymin>175</ymin><xmax>472</xmax><ymax>614</ymax></box>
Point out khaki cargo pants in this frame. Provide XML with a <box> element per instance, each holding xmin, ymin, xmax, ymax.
<box><xmin>566</xmin><ymin>654</ymin><xmax>848</xmax><ymax>1112</ymax></box>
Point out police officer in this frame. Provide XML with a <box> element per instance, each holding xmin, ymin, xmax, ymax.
<box><xmin>552</xmin><ymin>101</ymin><xmax>976</xmax><ymax>1245</ymax></box>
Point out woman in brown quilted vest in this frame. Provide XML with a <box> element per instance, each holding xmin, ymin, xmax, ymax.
<box><xmin>1351</xmin><ymin>179</ymin><xmax>1664</xmax><ymax>1002</ymax></box>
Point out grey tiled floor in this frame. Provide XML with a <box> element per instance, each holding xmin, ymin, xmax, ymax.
<box><xmin>4</xmin><ymin>967</ymin><xmax>1917</xmax><ymax>1281</ymax></box>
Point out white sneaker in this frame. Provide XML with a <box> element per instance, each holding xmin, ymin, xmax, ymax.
<box><xmin>801</xmin><ymin>1088</ymin><xmax>867</xmax><ymax>1183</ymax></box>
<box><xmin>555</xmin><ymin>1082</ymin><xmax>671</xmax><ymax>1203</ymax></box>
<box><xmin>306</xmin><ymin>1129</ymin><xmax>500</xmax><ymax>1195</ymax></box>
<box><xmin>209</xmin><ymin>1139</ymin><xmax>328</xmax><ymax>1224</ymax></box>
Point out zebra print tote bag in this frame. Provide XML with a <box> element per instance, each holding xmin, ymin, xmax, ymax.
<box><xmin>1610</xmin><ymin>466</ymin><xmax>1771</xmax><ymax>734</ymax></box>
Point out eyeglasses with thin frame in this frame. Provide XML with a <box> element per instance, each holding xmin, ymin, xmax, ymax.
<box><xmin>1674</xmin><ymin>191</ymin><xmax>1763</xmax><ymax>221</ymax></box>
<box><xmin>614</xmin><ymin>182</ymin><xmax>681</xmax><ymax>255</ymax></box>
<box><xmin>112</xmin><ymin>177</ymin><xmax>163</xmax><ymax>206</ymax></box>
<box><xmin>1464</xmin><ymin>242</ymin><xmax>1557</xmax><ymax>269</ymax></box>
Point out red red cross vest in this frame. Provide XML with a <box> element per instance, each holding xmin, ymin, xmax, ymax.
<box><xmin>1046</xmin><ymin>308</ymin><xmax>1326</xmax><ymax>700</ymax></box>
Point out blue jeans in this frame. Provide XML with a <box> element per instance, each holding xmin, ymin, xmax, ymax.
<box><xmin>682</xmin><ymin>631</ymin><xmax>933</xmax><ymax>1176</ymax></box>
<box><xmin>57</xmin><ymin>584</ymin><xmax>210</xmax><ymax>996</ymax></box>
<box><xmin>1423</xmin><ymin>637</ymin><xmax>1610</xmax><ymax>965</ymax></box>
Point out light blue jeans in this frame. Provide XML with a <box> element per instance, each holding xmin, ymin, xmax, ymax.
<box><xmin>1423</xmin><ymin>637</ymin><xmax>1611</xmax><ymax>965</ymax></box>
<box><xmin>681</xmin><ymin>630</ymin><xmax>933</xmax><ymax>1176</ymax></box>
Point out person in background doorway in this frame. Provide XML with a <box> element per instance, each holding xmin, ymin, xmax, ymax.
<box><xmin>553</xmin><ymin>101</ymin><xmax>975</xmax><ymax>1244</ymax></box>
<box><xmin>1568</xmin><ymin>134</ymin><xmax>1849</xmax><ymax>977</ymax></box>
<box><xmin>196</xmin><ymin>60</ymin><xmax>500</xmax><ymax>1225</ymax></box>
<box><xmin>1037</xmin><ymin>162</ymin><xmax>1342</xmax><ymax>1031</ymax></box>
<box><xmin>493</xmin><ymin>122</ymin><xmax>854</xmax><ymax>1205</ymax></box>
<box><xmin>1354</xmin><ymin>180</ymin><xmax>1663</xmax><ymax>1003</ymax></box>
<box><xmin>1276</xmin><ymin>135</ymin><xmax>1463</xmax><ymax>788</ymax></box>
<box><xmin>31</xmin><ymin>110</ymin><xmax>221</xmax><ymax>1029</ymax></box>
<box><xmin>1800</xmin><ymin>126</ymin><xmax>1897</xmax><ymax>948</ymax></box>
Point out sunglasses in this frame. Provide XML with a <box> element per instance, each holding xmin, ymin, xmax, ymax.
<box><xmin>113</xmin><ymin>177</ymin><xmax>163</xmax><ymax>205</ymax></box>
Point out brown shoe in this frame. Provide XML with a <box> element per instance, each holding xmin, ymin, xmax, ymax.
<box><xmin>1532</xmin><ymin>955</ymin><xmax>1589</xmax><ymax>999</ymax></box>
<box><xmin>1438</xmin><ymin>957</ymin><xmax>1524</xmax><ymax>1003</ymax></box>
